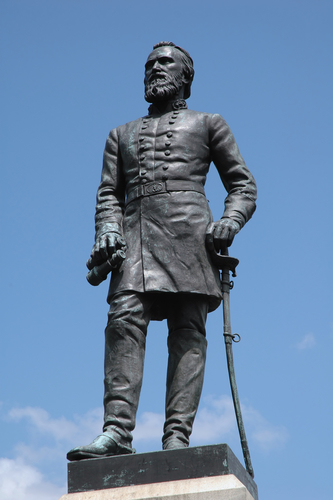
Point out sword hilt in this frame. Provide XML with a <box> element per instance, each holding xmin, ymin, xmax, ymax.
<box><xmin>209</xmin><ymin>246</ymin><xmax>239</xmax><ymax>277</ymax></box>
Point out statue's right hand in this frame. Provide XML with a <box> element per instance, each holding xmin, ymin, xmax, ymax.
<box><xmin>87</xmin><ymin>233</ymin><xmax>126</xmax><ymax>270</ymax></box>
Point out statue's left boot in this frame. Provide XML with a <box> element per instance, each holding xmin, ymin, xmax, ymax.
<box><xmin>162</xmin><ymin>329</ymin><xmax>207</xmax><ymax>450</ymax></box>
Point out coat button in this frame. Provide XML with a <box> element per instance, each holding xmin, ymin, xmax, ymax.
<box><xmin>141</xmin><ymin>178</ymin><xmax>148</xmax><ymax>184</ymax></box>
<box><xmin>163</xmin><ymin>165</ymin><xmax>169</xmax><ymax>170</ymax></box>
<box><xmin>169</xmin><ymin>121</ymin><xmax>175</xmax><ymax>124</ymax></box>
<box><xmin>165</xmin><ymin>141</ymin><xmax>171</xmax><ymax>146</ymax></box>
<box><xmin>139</xmin><ymin>137</ymin><xmax>145</xmax><ymax>142</ymax></box>
<box><xmin>162</xmin><ymin>174</ymin><xmax>168</xmax><ymax>181</ymax></box>
<box><xmin>140</xmin><ymin>155</ymin><xmax>146</xmax><ymax>161</ymax></box>
<box><xmin>164</xmin><ymin>150</ymin><xmax>171</xmax><ymax>156</ymax></box>
<box><xmin>167</xmin><ymin>132</ymin><xmax>173</xmax><ymax>138</ymax></box>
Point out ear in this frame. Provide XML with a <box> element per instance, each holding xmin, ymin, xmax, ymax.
<box><xmin>182</xmin><ymin>72</ymin><xmax>190</xmax><ymax>85</ymax></box>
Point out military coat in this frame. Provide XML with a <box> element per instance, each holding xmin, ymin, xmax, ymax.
<box><xmin>94</xmin><ymin>102</ymin><xmax>257</xmax><ymax>314</ymax></box>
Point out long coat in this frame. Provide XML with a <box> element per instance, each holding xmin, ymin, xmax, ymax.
<box><xmin>94</xmin><ymin>102</ymin><xmax>257</xmax><ymax>315</ymax></box>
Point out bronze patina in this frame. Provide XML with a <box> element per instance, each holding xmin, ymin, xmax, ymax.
<box><xmin>67</xmin><ymin>41</ymin><xmax>257</xmax><ymax>464</ymax></box>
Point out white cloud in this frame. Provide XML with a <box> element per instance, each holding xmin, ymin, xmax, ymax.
<box><xmin>135</xmin><ymin>394</ymin><xmax>288</xmax><ymax>452</ymax></box>
<box><xmin>192</xmin><ymin>395</ymin><xmax>237</xmax><ymax>442</ymax></box>
<box><xmin>242</xmin><ymin>405</ymin><xmax>289</xmax><ymax>452</ymax></box>
<box><xmin>0</xmin><ymin>458</ymin><xmax>65</xmax><ymax>500</ymax></box>
<box><xmin>134</xmin><ymin>411</ymin><xmax>164</xmax><ymax>441</ymax></box>
<box><xmin>6</xmin><ymin>400</ymin><xmax>288</xmax><ymax>456</ymax></box>
<box><xmin>1</xmin><ymin>406</ymin><xmax>104</xmax><ymax>500</ymax></box>
<box><xmin>296</xmin><ymin>333</ymin><xmax>316</xmax><ymax>350</ymax></box>
<box><xmin>8</xmin><ymin>406</ymin><xmax>103</xmax><ymax>449</ymax></box>
<box><xmin>193</xmin><ymin>394</ymin><xmax>287</xmax><ymax>451</ymax></box>
<box><xmin>133</xmin><ymin>396</ymin><xmax>237</xmax><ymax>446</ymax></box>
<box><xmin>11</xmin><ymin>443</ymin><xmax>62</xmax><ymax>465</ymax></box>
<box><xmin>9</xmin><ymin>407</ymin><xmax>78</xmax><ymax>441</ymax></box>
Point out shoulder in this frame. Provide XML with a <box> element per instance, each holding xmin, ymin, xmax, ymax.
<box><xmin>117</xmin><ymin>116</ymin><xmax>142</xmax><ymax>133</ymax></box>
<box><xmin>184</xmin><ymin>109</ymin><xmax>227</xmax><ymax>125</ymax></box>
<box><xmin>103</xmin><ymin>118</ymin><xmax>142</xmax><ymax>151</ymax></box>
<box><xmin>106</xmin><ymin>116</ymin><xmax>143</xmax><ymax>139</ymax></box>
<box><xmin>183</xmin><ymin>110</ymin><xmax>230</xmax><ymax>139</ymax></box>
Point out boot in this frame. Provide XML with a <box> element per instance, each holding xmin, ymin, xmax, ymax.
<box><xmin>67</xmin><ymin>319</ymin><xmax>145</xmax><ymax>461</ymax></box>
<box><xmin>103</xmin><ymin>319</ymin><xmax>146</xmax><ymax>450</ymax></box>
<box><xmin>162</xmin><ymin>329</ymin><xmax>207</xmax><ymax>450</ymax></box>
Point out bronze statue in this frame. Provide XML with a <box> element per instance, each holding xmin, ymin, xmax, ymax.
<box><xmin>67</xmin><ymin>42</ymin><xmax>257</xmax><ymax>461</ymax></box>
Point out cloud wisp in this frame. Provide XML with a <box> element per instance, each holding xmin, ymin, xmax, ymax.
<box><xmin>242</xmin><ymin>404</ymin><xmax>288</xmax><ymax>452</ymax></box>
<box><xmin>296</xmin><ymin>333</ymin><xmax>316</xmax><ymax>350</ymax></box>
<box><xmin>134</xmin><ymin>411</ymin><xmax>164</xmax><ymax>441</ymax></box>
<box><xmin>0</xmin><ymin>457</ymin><xmax>65</xmax><ymax>500</ymax></box>
<box><xmin>133</xmin><ymin>394</ymin><xmax>288</xmax><ymax>452</ymax></box>
<box><xmin>8</xmin><ymin>406</ymin><xmax>103</xmax><ymax>448</ymax></box>
<box><xmin>192</xmin><ymin>395</ymin><xmax>288</xmax><ymax>452</ymax></box>
<box><xmin>1</xmin><ymin>406</ymin><xmax>104</xmax><ymax>500</ymax></box>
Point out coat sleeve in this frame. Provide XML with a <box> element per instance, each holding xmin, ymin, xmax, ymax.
<box><xmin>209</xmin><ymin>114</ymin><xmax>257</xmax><ymax>228</ymax></box>
<box><xmin>94</xmin><ymin>127</ymin><xmax>126</xmax><ymax>238</ymax></box>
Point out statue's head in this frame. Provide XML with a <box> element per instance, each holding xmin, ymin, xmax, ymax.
<box><xmin>144</xmin><ymin>41</ymin><xmax>194</xmax><ymax>103</ymax></box>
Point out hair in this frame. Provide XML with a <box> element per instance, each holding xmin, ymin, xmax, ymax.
<box><xmin>152</xmin><ymin>41</ymin><xmax>194</xmax><ymax>99</ymax></box>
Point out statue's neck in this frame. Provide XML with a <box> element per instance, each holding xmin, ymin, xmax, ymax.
<box><xmin>152</xmin><ymin>100</ymin><xmax>174</xmax><ymax>114</ymax></box>
<box><xmin>148</xmin><ymin>98</ymin><xmax>188</xmax><ymax>116</ymax></box>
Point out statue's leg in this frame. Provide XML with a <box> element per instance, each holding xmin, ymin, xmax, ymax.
<box><xmin>103</xmin><ymin>322</ymin><xmax>147</xmax><ymax>450</ymax></box>
<box><xmin>67</xmin><ymin>292</ymin><xmax>151</xmax><ymax>461</ymax></box>
<box><xmin>162</xmin><ymin>295</ymin><xmax>209</xmax><ymax>450</ymax></box>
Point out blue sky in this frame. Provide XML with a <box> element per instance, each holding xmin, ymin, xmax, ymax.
<box><xmin>1</xmin><ymin>1</ymin><xmax>333</xmax><ymax>499</ymax></box>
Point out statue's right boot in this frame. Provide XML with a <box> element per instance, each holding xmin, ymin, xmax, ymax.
<box><xmin>67</xmin><ymin>320</ymin><xmax>146</xmax><ymax>461</ymax></box>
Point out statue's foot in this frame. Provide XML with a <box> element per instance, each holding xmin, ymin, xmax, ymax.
<box><xmin>67</xmin><ymin>434</ymin><xmax>134</xmax><ymax>461</ymax></box>
<box><xmin>163</xmin><ymin>438</ymin><xmax>188</xmax><ymax>450</ymax></box>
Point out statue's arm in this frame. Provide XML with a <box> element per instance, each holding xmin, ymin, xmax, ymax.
<box><xmin>206</xmin><ymin>114</ymin><xmax>257</xmax><ymax>249</ymax></box>
<box><xmin>88</xmin><ymin>128</ymin><xmax>126</xmax><ymax>269</ymax></box>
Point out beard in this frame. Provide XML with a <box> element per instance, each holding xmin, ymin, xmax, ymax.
<box><xmin>144</xmin><ymin>71</ymin><xmax>184</xmax><ymax>103</ymax></box>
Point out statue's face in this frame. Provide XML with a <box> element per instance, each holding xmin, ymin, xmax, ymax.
<box><xmin>145</xmin><ymin>46</ymin><xmax>184</xmax><ymax>85</ymax></box>
<box><xmin>144</xmin><ymin>46</ymin><xmax>186</xmax><ymax>103</ymax></box>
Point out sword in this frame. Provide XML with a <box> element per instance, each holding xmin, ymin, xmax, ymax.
<box><xmin>210</xmin><ymin>246</ymin><xmax>254</xmax><ymax>478</ymax></box>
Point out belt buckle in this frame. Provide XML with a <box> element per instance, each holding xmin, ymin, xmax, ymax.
<box><xmin>143</xmin><ymin>181</ymin><xmax>166</xmax><ymax>196</ymax></box>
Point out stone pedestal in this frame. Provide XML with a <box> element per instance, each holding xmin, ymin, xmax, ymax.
<box><xmin>60</xmin><ymin>444</ymin><xmax>258</xmax><ymax>500</ymax></box>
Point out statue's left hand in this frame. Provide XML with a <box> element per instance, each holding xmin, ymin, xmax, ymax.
<box><xmin>206</xmin><ymin>218</ymin><xmax>240</xmax><ymax>251</ymax></box>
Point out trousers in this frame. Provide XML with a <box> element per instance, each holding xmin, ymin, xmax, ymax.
<box><xmin>102</xmin><ymin>291</ymin><xmax>209</xmax><ymax>451</ymax></box>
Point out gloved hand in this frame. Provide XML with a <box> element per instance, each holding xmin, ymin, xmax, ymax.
<box><xmin>87</xmin><ymin>231</ymin><xmax>126</xmax><ymax>270</ymax></box>
<box><xmin>206</xmin><ymin>218</ymin><xmax>240</xmax><ymax>251</ymax></box>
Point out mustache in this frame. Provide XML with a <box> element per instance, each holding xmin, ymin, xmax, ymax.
<box><xmin>148</xmin><ymin>71</ymin><xmax>166</xmax><ymax>80</ymax></box>
<box><xmin>145</xmin><ymin>73</ymin><xmax>169</xmax><ymax>88</ymax></box>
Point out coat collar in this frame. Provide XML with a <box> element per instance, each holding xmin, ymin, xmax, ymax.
<box><xmin>148</xmin><ymin>99</ymin><xmax>187</xmax><ymax>116</ymax></box>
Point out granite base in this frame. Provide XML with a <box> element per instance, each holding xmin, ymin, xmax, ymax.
<box><xmin>61</xmin><ymin>444</ymin><xmax>257</xmax><ymax>500</ymax></box>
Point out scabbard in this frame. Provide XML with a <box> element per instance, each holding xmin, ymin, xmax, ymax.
<box><xmin>221</xmin><ymin>265</ymin><xmax>254</xmax><ymax>478</ymax></box>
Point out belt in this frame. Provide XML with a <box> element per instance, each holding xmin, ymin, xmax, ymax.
<box><xmin>126</xmin><ymin>180</ymin><xmax>205</xmax><ymax>205</ymax></box>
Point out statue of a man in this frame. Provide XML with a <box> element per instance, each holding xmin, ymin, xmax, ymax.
<box><xmin>67</xmin><ymin>42</ymin><xmax>256</xmax><ymax>461</ymax></box>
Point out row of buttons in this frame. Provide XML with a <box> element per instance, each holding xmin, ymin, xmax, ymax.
<box><xmin>138</xmin><ymin>110</ymin><xmax>180</xmax><ymax>183</ymax></box>
<box><xmin>138</xmin><ymin>118</ymin><xmax>151</xmax><ymax>176</ymax></box>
